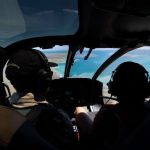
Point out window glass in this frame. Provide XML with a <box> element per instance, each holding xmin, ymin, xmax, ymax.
<box><xmin>70</xmin><ymin>48</ymin><xmax>118</xmax><ymax>78</ymax></box>
<box><xmin>38</xmin><ymin>45</ymin><xmax>68</xmax><ymax>79</ymax></box>
<box><xmin>0</xmin><ymin>0</ymin><xmax>79</xmax><ymax>47</ymax></box>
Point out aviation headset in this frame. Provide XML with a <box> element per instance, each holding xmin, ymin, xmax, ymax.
<box><xmin>107</xmin><ymin>62</ymin><xmax>150</xmax><ymax>98</ymax></box>
<box><xmin>5</xmin><ymin>49</ymin><xmax>53</xmax><ymax>90</ymax></box>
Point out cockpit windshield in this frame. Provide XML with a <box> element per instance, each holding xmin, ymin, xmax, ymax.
<box><xmin>69</xmin><ymin>46</ymin><xmax>150</xmax><ymax>97</ymax></box>
<box><xmin>0</xmin><ymin>0</ymin><xmax>79</xmax><ymax>47</ymax></box>
<box><xmin>70</xmin><ymin>48</ymin><xmax>119</xmax><ymax>78</ymax></box>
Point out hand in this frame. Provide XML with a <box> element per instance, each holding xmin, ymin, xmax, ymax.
<box><xmin>74</xmin><ymin>107</ymin><xmax>88</xmax><ymax>116</ymax></box>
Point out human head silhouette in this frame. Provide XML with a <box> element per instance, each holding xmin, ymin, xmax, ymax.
<box><xmin>5</xmin><ymin>49</ymin><xmax>53</xmax><ymax>94</ymax></box>
<box><xmin>107</xmin><ymin>61</ymin><xmax>149</xmax><ymax>104</ymax></box>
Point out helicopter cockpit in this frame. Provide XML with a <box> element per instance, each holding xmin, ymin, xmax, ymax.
<box><xmin>1</xmin><ymin>0</ymin><xmax>150</xmax><ymax>150</ymax></box>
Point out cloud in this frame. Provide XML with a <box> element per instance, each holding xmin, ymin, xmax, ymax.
<box><xmin>122</xmin><ymin>53</ymin><xmax>142</xmax><ymax>58</ymax></box>
<box><xmin>95</xmin><ymin>48</ymin><xmax>118</xmax><ymax>51</ymax></box>
<box><xmin>34</xmin><ymin>46</ymin><xmax>119</xmax><ymax>53</ymax></box>
<box><xmin>83</xmin><ymin>48</ymin><xmax>118</xmax><ymax>51</ymax></box>
<box><xmin>52</xmin><ymin>45</ymin><xmax>68</xmax><ymax>50</ymax></box>
<box><xmin>76</xmin><ymin>53</ymin><xmax>98</xmax><ymax>58</ymax></box>
<box><xmin>34</xmin><ymin>45</ymin><xmax>68</xmax><ymax>52</ymax></box>
<box><xmin>122</xmin><ymin>52</ymin><xmax>147</xmax><ymax>58</ymax></box>
<box><xmin>137</xmin><ymin>46</ymin><xmax>150</xmax><ymax>50</ymax></box>
<box><xmin>98</xmin><ymin>75</ymin><xmax>111</xmax><ymax>84</ymax></box>
<box><xmin>71</xmin><ymin>72</ymin><xmax>93</xmax><ymax>78</ymax></box>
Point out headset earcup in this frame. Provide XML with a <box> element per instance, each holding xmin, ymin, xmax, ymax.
<box><xmin>107</xmin><ymin>81</ymin><xmax>111</xmax><ymax>94</ymax></box>
<box><xmin>148</xmin><ymin>81</ymin><xmax>150</xmax><ymax>97</ymax></box>
<box><xmin>5</xmin><ymin>64</ymin><xmax>19</xmax><ymax>81</ymax></box>
<box><xmin>107</xmin><ymin>80</ymin><xmax>117</xmax><ymax>96</ymax></box>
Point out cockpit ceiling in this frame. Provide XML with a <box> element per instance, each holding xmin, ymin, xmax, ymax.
<box><xmin>1</xmin><ymin>0</ymin><xmax>150</xmax><ymax>49</ymax></box>
<box><xmin>78</xmin><ymin>0</ymin><xmax>150</xmax><ymax>48</ymax></box>
<box><xmin>0</xmin><ymin>0</ymin><xmax>79</xmax><ymax>47</ymax></box>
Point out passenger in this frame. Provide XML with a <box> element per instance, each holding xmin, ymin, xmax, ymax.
<box><xmin>75</xmin><ymin>61</ymin><xmax>150</xmax><ymax>149</ymax></box>
<box><xmin>5</xmin><ymin>49</ymin><xmax>76</xmax><ymax>150</ymax></box>
<box><xmin>0</xmin><ymin>106</ymin><xmax>58</xmax><ymax>150</ymax></box>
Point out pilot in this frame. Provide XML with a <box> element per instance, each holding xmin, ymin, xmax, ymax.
<box><xmin>75</xmin><ymin>61</ymin><xmax>150</xmax><ymax>149</ymax></box>
<box><xmin>5</xmin><ymin>49</ymin><xmax>76</xmax><ymax>150</ymax></box>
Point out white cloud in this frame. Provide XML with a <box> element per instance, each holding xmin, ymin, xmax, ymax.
<box><xmin>122</xmin><ymin>53</ymin><xmax>142</xmax><ymax>58</ymax></box>
<box><xmin>98</xmin><ymin>75</ymin><xmax>111</xmax><ymax>84</ymax></box>
<box><xmin>83</xmin><ymin>48</ymin><xmax>118</xmax><ymax>51</ymax></box>
<box><xmin>137</xmin><ymin>46</ymin><xmax>150</xmax><ymax>50</ymax></box>
<box><xmin>71</xmin><ymin>72</ymin><xmax>93</xmax><ymax>78</ymax></box>
<box><xmin>34</xmin><ymin>45</ymin><xmax>68</xmax><ymax>52</ymax></box>
<box><xmin>122</xmin><ymin>53</ymin><xmax>147</xmax><ymax>58</ymax></box>
<box><xmin>34</xmin><ymin>47</ymin><xmax>119</xmax><ymax>53</ymax></box>
<box><xmin>76</xmin><ymin>53</ymin><xmax>98</xmax><ymax>58</ymax></box>
<box><xmin>52</xmin><ymin>45</ymin><xmax>68</xmax><ymax>50</ymax></box>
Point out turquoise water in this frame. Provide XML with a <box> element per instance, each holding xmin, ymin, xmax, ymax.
<box><xmin>44</xmin><ymin>49</ymin><xmax>118</xmax><ymax>80</ymax></box>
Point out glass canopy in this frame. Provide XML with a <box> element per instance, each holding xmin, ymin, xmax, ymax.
<box><xmin>0</xmin><ymin>0</ymin><xmax>79</xmax><ymax>47</ymax></box>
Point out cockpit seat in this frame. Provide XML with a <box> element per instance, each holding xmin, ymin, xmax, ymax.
<box><xmin>75</xmin><ymin>103</ymin><xmax>150</xmax><ymax>150</ymax></box>
<box><xmin>0</xmin><ymin>106</ymin><xmax>57</xmax><ymax>150</ymax></box>
<box><xmin>113</xmin><ymin>112</ymin><xmax>150</xmax><ymax>150</ymax></box>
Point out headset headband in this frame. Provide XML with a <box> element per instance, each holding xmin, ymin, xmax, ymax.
<box><xmin>107</xmin><ymin>62</ymin><xmax>149</xmax><ymax>97</ymax></box>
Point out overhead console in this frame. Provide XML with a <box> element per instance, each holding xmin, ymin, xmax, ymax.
<box><xmin>78</xmin><ymin>0</ymin><xmax>150</xmax><ymax>48</ymax></box>
<box><xmin>48</xmin><ymin>78</ymin><xmax>103</xmax><ymax>117</ymax></box>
